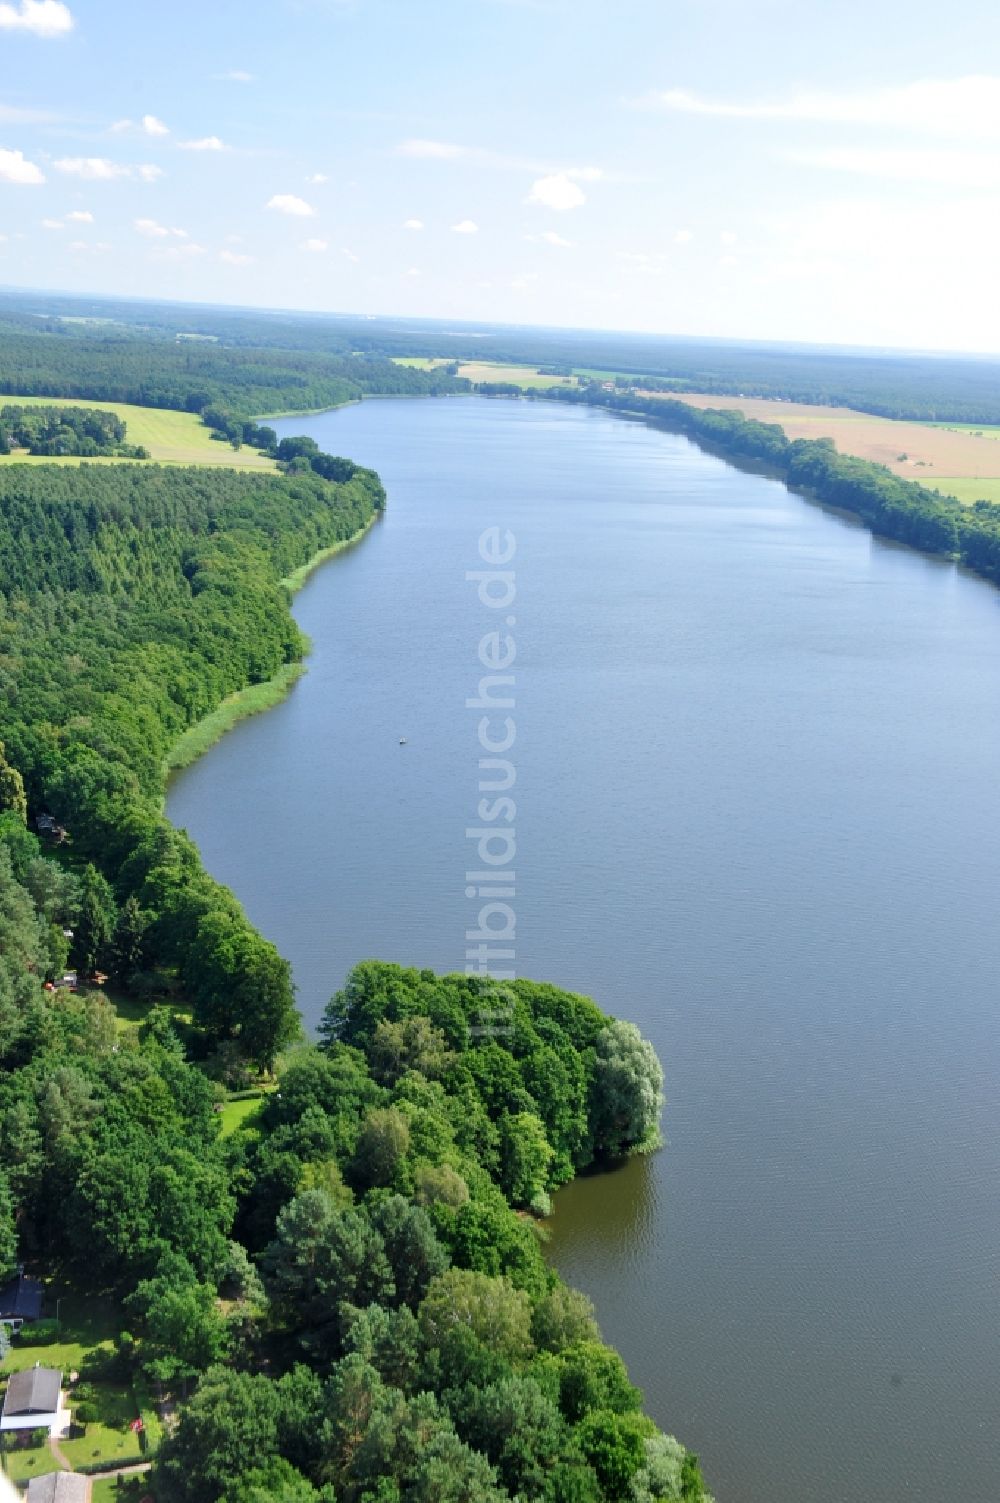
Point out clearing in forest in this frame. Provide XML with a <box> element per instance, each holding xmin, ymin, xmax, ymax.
<box><xmin>0</xmin><ymin>394</ymin><xmax>276</xmax><ymax>471</ymax></box>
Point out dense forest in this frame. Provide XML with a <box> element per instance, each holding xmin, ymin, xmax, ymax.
<box><xmin>4</xmin><ymin>288</ymin><xmax>1000</xmax><ymax>424</ymax></box>
<box><xmin>0</xmin><ymin>403</ymin><xmax>149</xmax><ymax>459</ymax></box>
<box><xmin>0</xmin><ymin>456</ymin><xmax>386</xmax><ymax>1070</ymax></box>
<box><xmin>0</xmin><ymin>310</ymin><xmax>467</xmax><ymax>418</ymax></box>
<box><xmin>0</xmin><ymin>441</ymin><xmax>707</xmax><ymax>1501</ymax></box>
<box><xmin>536</xmin><ymin>385</ymin><xmax>1000</xmax><ymax>586</ymax></box>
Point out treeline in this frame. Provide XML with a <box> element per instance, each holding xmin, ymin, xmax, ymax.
<box><xmin>8</xmin><ymin>288</ymin><xmax>1000</xmax><ymax>423</ymax></box>
<box><xmin>0</xmin><ymin>403</ymin><xmax>148</xmax><ymax>459</ymax></box>
<box><xmin>0</xmin><ymin>456</ymin><xmax>386</xmax><ymax>1071</ymax></box>
<box><xmin>0</xmin><ymin>315</ymin><xmax>468</xmax><ymax>418</ymax></box>
<box><xmin>539</xmin><ymin>386</ymin><xmax>1000</xmax><ymax>587</ymax></box>
<box><xmin>200</xmin><ymin>412</ymin><xmax>361</xmax><ymax>482</ymax></box>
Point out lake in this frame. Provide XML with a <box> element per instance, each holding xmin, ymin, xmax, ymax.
<box><xmin>167</xmin><ymin>396</ymin><xmax>1000</xmax><ymax>1503</ymax></box>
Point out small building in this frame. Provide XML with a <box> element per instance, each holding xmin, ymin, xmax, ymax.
<box><xmin>27</xmin><ymin>1474</ymin><xmax>90</xmax><ymax>1503</ymax></box>
<box><xmin>0</xmin><ymin>1272</ymin><xmax>43</xmax><ymax>1331</ymax></box>
<box><xmin>0</xmin><ymin>1366</ymin><xmax>65</xmax><ymax>1435</ymax></box>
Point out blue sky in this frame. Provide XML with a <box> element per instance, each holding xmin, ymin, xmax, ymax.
<box><xmin>3</xmin><ymin>0</ymin><xmax>1000</xmax><ymax>350</ymax></box>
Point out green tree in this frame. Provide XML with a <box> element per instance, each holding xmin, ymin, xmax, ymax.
<box><xmin>129</xmin><ymin>1254</ymin><xmax>229</xmax><ymax>1387</ymax></box>
<box><xmin>155</xmin><ymin>1366</ymin><xmax>280</xmax><ymax>1503</ymax></box>
<box><xmin>0</xmin><ymin>1170</ymin><xmax>18</xmax><ymax>1284</ymax></box>
<box><xmin>0</xmin><ymin>744</ymin><xmax>26</xmax><ymax>824</ymax></box>
<box><xmin>110</xmin><ymin>895</ymin><xmax>149</xmax><ymax>980</ymax></box>
<box><xmin>369</xmin><ymin>1194</ymin><xmax>448</xmax><ymax>1310</ymax></box>
<box><xmin>352</xmin><ymin>1107</ymin><xmax>411</xmax><ymax>1190</ymax></box>
<box><xmin>418</xmin><ymin>1269</ymin><xmax>534</xmax><ymax>1363</ymax></box>
<box><xmin>500</xmin><ymin>1111</ymin><xmax>555</xmax><ymax>1209</ymax></box>
<box><xmin>590</xmin><ymin>1021</ymin><xmax>664</xmax><ymax>1157</ymax></box>
<box><xmin>530</xmin><ymin>1285</ymin><xmax>600</xmax><ymax>1354</ymax></box>
<box><xmin>575</xmin><ymin>1410</ymin><xmax>651</xmax><ymax>1501</ymax></box>
<box><xmin>370</xmin><ymin>1015</ymin><xmax>455</xmax><ymax>1085</ymax></box>
<box><xmin>72</xmin><ymin>864</ymin><xmax>117</xmax><ymax>976</ymax></box>
<box><xmin>263</xmin><ymin>1191</ymin><xmax>394</xmax><ymax>1347</ymax></box>
<box><xmin>218</xmin><ymin>1457</ymin><xmax>321</xmax><ymax>1503</ymax></box>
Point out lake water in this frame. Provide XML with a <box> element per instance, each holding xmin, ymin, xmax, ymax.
<box><xmin>167</xmin><ymin>396</ymin><xmax>1000</xmax><ymax>1503</ymax></box>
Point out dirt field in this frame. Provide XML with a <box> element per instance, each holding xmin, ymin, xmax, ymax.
<box><xmin>665</xmin><ymin>393</ymin><xmax>1000</xmax><ymax>501</ymax></box>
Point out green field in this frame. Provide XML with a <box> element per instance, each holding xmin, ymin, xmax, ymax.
<box><xmin>0</xmin><ymin>395</ymin><xmax>275</xmax><ymax>471</ymax></box>
<box><xmin>927</xmin><ymin>423</ymin><xmax>1000</xmax><ymax>438</ymax></box>
<box><xmin>930</xmin><ymin>476</ymin><xmax>1000</xmax><ymax>505</ymax></box>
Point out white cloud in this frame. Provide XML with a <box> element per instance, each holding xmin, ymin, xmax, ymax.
<box><xmin>342</xmin><ymin>247</ymin><xmax>360</xmax><ymax>262</ymax></box>
<box><xmin>0</xmin><ymin>1</ymin><xmax>73</xmax><ymax>37</ymax></box>
<box><xmin>267</xmin><ymin>192</ymin><xmax>315</xmax><ymax>216</ymax></box>
<box><xmin>41</xmin><ymin>216</ymin><xmax>62</xmax><ymax>228</ymax></box>
<box><xmin>673</xmin><ymin>228</ymin><xmax>693</xmax><ymax>244</ymax></box>
<box><xmin>217</xmin><ymin>69</ymin><xmax>254</xmax><ymax>82</ymax></box>
<box><xmin>403</xmin><ymin>218</ymin><xmax>424</xmax><ymax>230</ymax></box>
<box><xmin>567</xmin><ymin>166</ymin><xmax>603</xmax><ymax>182</ymax></box>
<box><xmin>152</xmin><ymin>242</ymin><xmax>206</xmax><ymax>261</ymax></box>
<box><xmin>135</xmin><ymin>217</ymin><xmax>187</xmax><ymax>238</ymax></box>
<box><xmin>719</xmin><ymin>254</ymin><xmax>738</xmax><ymax>268</ymax></box>
<box><xmin>0</xmin><ymin>146</ymin><xmax>44</xmax><ymax>184</ymax></box>
<box><xmin>786</xmin><ymin>145</ymin><xmax>1000</xmax><ymax>187</ymax></box>
<box><xmin>399</xmin><ymin>138</ymin><xmax>465</xmax><ymax>160</ymax></box>
<box><xmin>137</xmin><ymin>164</ymin><xmax>163</xmax><ymax>182</ymax></box>
<box><xmin>111</xmin><ymin>115</ymin><xmax>171</xmax><ymax>137</ymax></box>
<box><xmin>301</xmin><ymin>237</ymin><xmax>328</xmax><ymax>251</ymax></box>
<box><xmin>405</xmin><ymin>266</ymin><xmax>420</xmax><ymax>276</ymax></box>
<box><xmin>55</xmin><ymin>156</ymin><xmax>143</xmax><ymax>180</ymax></box>
<box><xmin>511</xmin><ymin>272</ymin><xmax>539</xmax><ymax>291</ymax></box>
<box><xmin>179</xmin><ymin>136</ymin><xmax>226</xmax><ymax>152</ymax></box>
<box><xmin>0</xmin><ymin>103</ymin><xmax>60</xmax><ymax>123</ymax></box>
<box><xmin>306</xmin><ymin>172</ymin><xmax>329</xmax><ymax>184</ymax></box>
<box><xmin>220</xmin><ymin>249</ymin><xmax>253</xmax><ymax>265</ymax></box>
<box><xmin>526</xmin><ymin>173</ymin><xmax>585</xmax><ymax>211</ymax></box>
<box><xmin>635</xmin><ymin>77</ymin><xmax>1000</xmax><ymax>139</ymax></box>
<box><xmin>540</xmin><ymin>229</ymin><xmax>572</xmax><ymax>246</ymax></box>
<box><xmin>720</xmin><ymin>229</ymin><xmax>738</xmax><ymax>245</ymax></box>
<box><xmin>66</xmin><ymin>208</ymin><xmax>93</xmax><ymax>222</ymax></box>
<box><xmin>451</xmin><ymin>219</ymin><xmax>478</xmax><ymax>234</ymax></box>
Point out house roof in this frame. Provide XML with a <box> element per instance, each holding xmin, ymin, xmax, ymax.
<box><xmin>27</xmin><ymin>1475</ymin><xmax>90</xmax><ymax>1503</ymax></box>
<box><xmin>0</xmin><ymin>1273</ymin><xmax>43</xmax><ymax>1322</ymax></box>
<box><xmin>3</xmin><ymin>1366</ymin><xmax>62</xmax><ymax>1417</ymax></box>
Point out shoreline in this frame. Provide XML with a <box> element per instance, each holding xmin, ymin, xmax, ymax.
<box><xmin>163</xmin><ymin>511</ymin><xmax>380</xmax><ymax>780</ymax></box>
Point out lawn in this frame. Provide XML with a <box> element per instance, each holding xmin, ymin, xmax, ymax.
<box><xmin>2</xmin><ymin>1441</ymin><xmax>60</xmax><ymax>1485</ymax></box>
<box><xmin>59</xmin><ymin>1390</ymin><xmax>144</xmax><ymax>1471</ymax></box>
<box><xmin>4</xmin><ymin>1292</ymin><xmax>118</xmax><ymax>1374</ymax></box>
<box><xmin>217</xmin><ymin>1094</ymin><xmax>268</xmax><ymax>1137</ymax></box>
<box><xmin>0</xmin><ymin>395</ymin><xmax>275</xmax><ymax>471</ymax></box>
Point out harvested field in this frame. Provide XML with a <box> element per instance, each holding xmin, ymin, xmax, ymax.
<box><xmin>664</xmin><ymin>392</ymin><xmax>1000</xmax><ymax>497</ymax></box>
